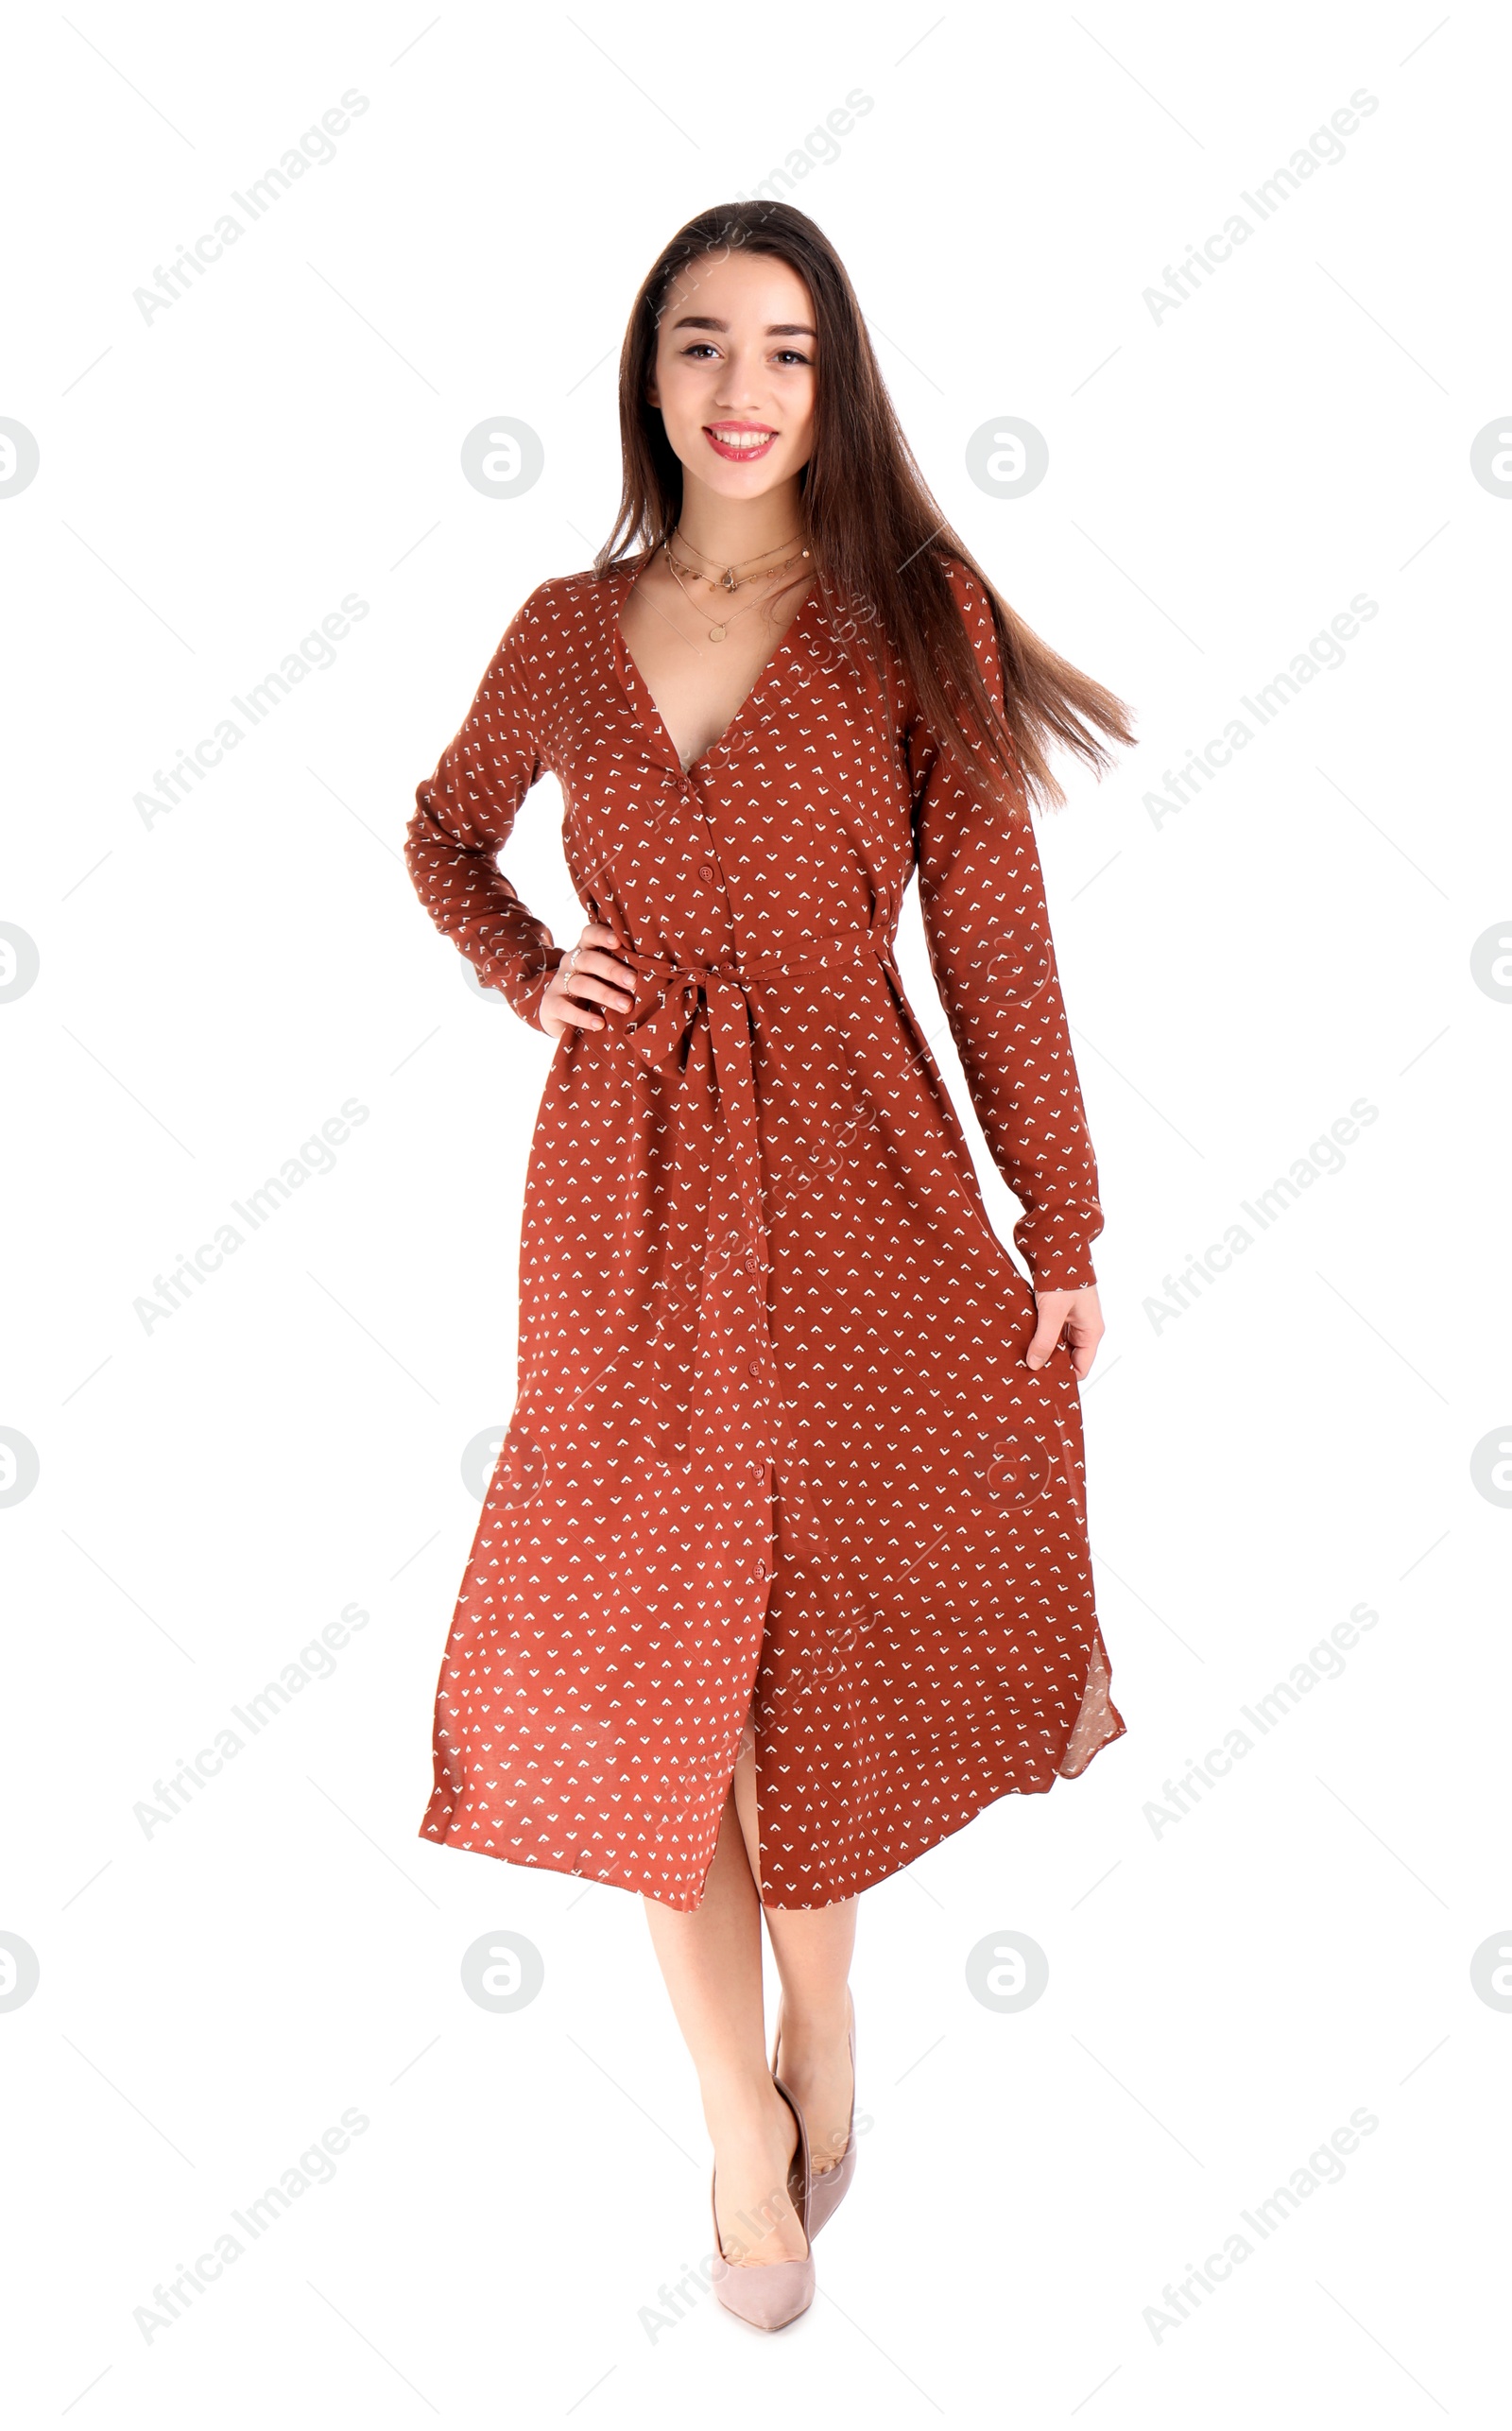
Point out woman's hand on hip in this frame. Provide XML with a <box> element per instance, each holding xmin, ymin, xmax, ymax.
<box><xmin>539</xmin><ymin>923</ymin><xmax>636</xmax><ymax>1039</ymax></box>
<box><xmin>1025</xmin><ymin>1286</ymin><xmax>1104</xmax><ymax>1379</ymax></box>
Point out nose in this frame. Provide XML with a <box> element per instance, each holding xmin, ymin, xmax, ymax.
<box><xmin>713</xmin><ymin>345</ymin><xmax>769</xmax><ymax>414</ymax></box>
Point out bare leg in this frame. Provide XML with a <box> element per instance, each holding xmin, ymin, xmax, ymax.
<box><xmin>731</xmin><ymin>1745</ymin><xmax>858</xmax><ymax>2175</ymax></box>
<box><xmin>642</xmin><ymin>1774</ymin><xmax>807</xmax><ymax>2265</ymax></box>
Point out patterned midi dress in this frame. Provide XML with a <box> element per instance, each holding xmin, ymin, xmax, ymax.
<box><xmin>404</xmin><ymin>552</ymin><xmax>1126</xmax><ymax>1910</ymax></box>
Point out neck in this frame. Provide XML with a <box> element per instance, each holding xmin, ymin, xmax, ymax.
<box><xmin>671</xmin><ymin>471</ymin><xmax>806</xmax><ymax>571</ymax></box>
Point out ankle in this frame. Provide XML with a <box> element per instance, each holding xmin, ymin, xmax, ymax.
<box><xmin>700</xmin><ymin>2067</ymin><xmax>789</xmax><ymax>2142</ymax></box>
<box><xmin>776</xmin><ymin>1992</ymin><xmax>850</xmax><ymax>2047</ymax></box>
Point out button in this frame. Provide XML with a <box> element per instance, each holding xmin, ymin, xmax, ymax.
<box><xmin>698</xmin><ymin>860</ymin><xmax>718</xmax><ymax>882</ymax></box>
<box><xmin>744</xmin><ymin>1252</ymin><xmax>761</xmax><ymax>1273</ymax></box>
<box><xmin>747</xmin><ymin>1357</ymin><xmax>765</xmax><ymax>1378</ymax></box>
<box><xmin>755</xmin><ymin>1559</ymin><xmax>768</xmax><ymax>1580</ymax></box>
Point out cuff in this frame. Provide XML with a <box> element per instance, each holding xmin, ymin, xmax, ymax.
<box><xmin>507</xmin><ymin>943</ymin><xmax>564</xmax><ymax>1032</ymax></box>
<box><xmin>470</xmin><ymin>938</ymin><xmax>562</xmax><ymax>1030</ymax></box>
<box><xmin>1029</xmin><ymin>1264</ymin><xmax>1099</xmax><ymax>1295</ymax></box>
<box><xmin>1015</xmin><ymin>1208</ymin><xmax>1103</xmax><ymax>1295</ymax></box>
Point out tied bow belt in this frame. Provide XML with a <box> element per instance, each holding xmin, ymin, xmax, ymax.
<box><xmin>604</xmin><ymin>900</ymin><xmax>910</xmax><ymax>1463</ymax></box>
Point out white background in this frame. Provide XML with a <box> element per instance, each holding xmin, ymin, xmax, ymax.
<box><xmin>4</xmin><ymin>2</ymin><xmax>1508</xmax><ymax>2421</ymax></box>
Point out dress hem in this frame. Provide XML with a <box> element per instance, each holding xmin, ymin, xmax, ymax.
<box><xmin>417</xmin><ymin>1694</ymin><xmax>1127</xmax><ymax>1911</ymax></box>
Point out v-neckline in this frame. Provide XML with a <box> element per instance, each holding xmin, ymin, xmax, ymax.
<box><xmin>610</xmin><ymin>554</ymin><xmax>819</xmax><ymax>779</ymax></box>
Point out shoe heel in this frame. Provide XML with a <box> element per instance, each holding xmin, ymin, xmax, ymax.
<box><xmin>772</xmin><ymin>1991</ymin><xmax>856</xmax><ymax>2239</ymax></box>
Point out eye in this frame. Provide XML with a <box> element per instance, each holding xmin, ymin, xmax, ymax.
<box><xmin>681</xmin><ymin>342</ymin><xmax>718</xmax><ymax>359</ymax></box>
<box><xmin>774</xmin><ymin>349</ymin><xmax>812</xmax><ymax>367</ymax></box>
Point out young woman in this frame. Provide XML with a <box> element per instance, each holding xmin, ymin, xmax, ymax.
<box><xmin>404</xmin><ymin>200</ymin><xmax>1133</xmax><ymax>2331</ymax></box>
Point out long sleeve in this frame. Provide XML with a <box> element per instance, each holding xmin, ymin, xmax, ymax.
<box><xmin>909</xmin><ymin>559</ymin><xmax>1104</xmax><ymax>1291</ymax></box>
<box><xmin>404</xmin><ymin>588</ymin><xmax>563</xmax><ymax>1028</ymax></box>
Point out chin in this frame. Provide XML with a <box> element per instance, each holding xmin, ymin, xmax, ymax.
<box><xmin>680</xmin><ymin>448</ymin><xmax>795</xmax><ymax>494</ymax></box>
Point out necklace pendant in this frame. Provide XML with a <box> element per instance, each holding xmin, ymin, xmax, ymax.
<box><xmin>708</xmin><ymin>623</ymin><xmax>728</xmax><ymax>643</ymax></box>
<box><xmin>720</xmin><ymin>568</ymin><xmax>738</xmax><ymax>592</ymax></box>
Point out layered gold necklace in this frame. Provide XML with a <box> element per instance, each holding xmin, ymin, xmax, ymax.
<box><xmin>662</xmin><ymin>526</ymin><xmax>813</xmax><ymax>643</ymax></box>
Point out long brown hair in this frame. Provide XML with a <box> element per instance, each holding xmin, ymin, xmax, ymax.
<box><xmin>595</xmin><ymin>200</ymin><xmax>1135</xmax><ymax>815</ymax></box>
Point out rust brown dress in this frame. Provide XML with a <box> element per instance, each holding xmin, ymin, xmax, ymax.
<box><xmin>404</xmin><ymin>553</ymin><xmax>1125</xmax><ymax>1910</ymax></box>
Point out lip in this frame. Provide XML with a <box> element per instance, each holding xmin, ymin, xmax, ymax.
<box><xmin>703</xmin><ymin>423</ymin><xmax>779</xmax><ymax>463</ymax></box>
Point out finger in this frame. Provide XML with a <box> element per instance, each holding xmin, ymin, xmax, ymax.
<box><xmin>547</xmin><ymin>995</ymin><xmax>608</xmax><ymax>1030</ymax></box>
<box><xmin>566</xmin><ymin>951</ymin><xmax>636</xmax><ymax>998</ymax></box>
<box><xmin>558</xmin><ymin>953</ymin><xmax>634</xmax><ymax>1007</ymax></box>
<box><xmin>1067</xmin><ymin>1330</ymin><xmax>1100</xmax><ymax>1380</ymax></box>
<box><xmin>576</xmin><ymin>924</ymin><xmax>632</xmax><ymax>965</ymax></box>
<box><xmin>558</xmin><ymin>973</ymin><xmax>634</xmax><ymax>1012</ymax></box>
<box><xmin>1023</xmin><ymin>1309</ymin><xmax>1065</xmax><ymax>1370</ymax></box>
<box><xmin>1064</xmin><ymin>1305</ymin><xmax>1106</xmax><ymax>1379</ymax></box>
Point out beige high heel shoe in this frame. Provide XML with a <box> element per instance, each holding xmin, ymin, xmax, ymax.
<box><xmin>708</xmin><ymin>2076</ymin><xmax>815</xmax><ymax>2332</ymax></box>
<box><xmin>771</xmin><ymin>1989</ymin><xmax>855</xmax><ymax>2236</ymax></box>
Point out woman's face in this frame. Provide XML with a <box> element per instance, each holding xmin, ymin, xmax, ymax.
<box><xmin>646</xmin><ymin>248</ymin><xmax>817</xmax><ymax>501</ymax></box>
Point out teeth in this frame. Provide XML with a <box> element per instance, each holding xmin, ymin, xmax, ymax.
<box><xmin>713</xmin><ymin>429</ymin><xmax>774</xmax><ymax>448</ymax></box>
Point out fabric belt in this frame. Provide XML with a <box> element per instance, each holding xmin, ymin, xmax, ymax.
<box><xmin>612</xmin><ymin>908</ymin><xmax>902</xmax><ymax>1463</ymax></box>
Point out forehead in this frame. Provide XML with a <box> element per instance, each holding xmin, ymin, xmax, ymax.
<box><xmin>658</xmin><ymin>247</ymin><xmax>816</xmax><ymax>336</ymax></box>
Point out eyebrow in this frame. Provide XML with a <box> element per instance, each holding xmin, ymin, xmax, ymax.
<box><xmin>670</xmin><ymin>316</ymin><xmax>817</xmax><ymax>337</ymax></box>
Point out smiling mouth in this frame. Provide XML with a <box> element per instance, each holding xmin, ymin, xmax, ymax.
<box><xmin>703</xmin><ymin>424</ymin><xmax>779</xmax><ymax>459</ymax></box>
